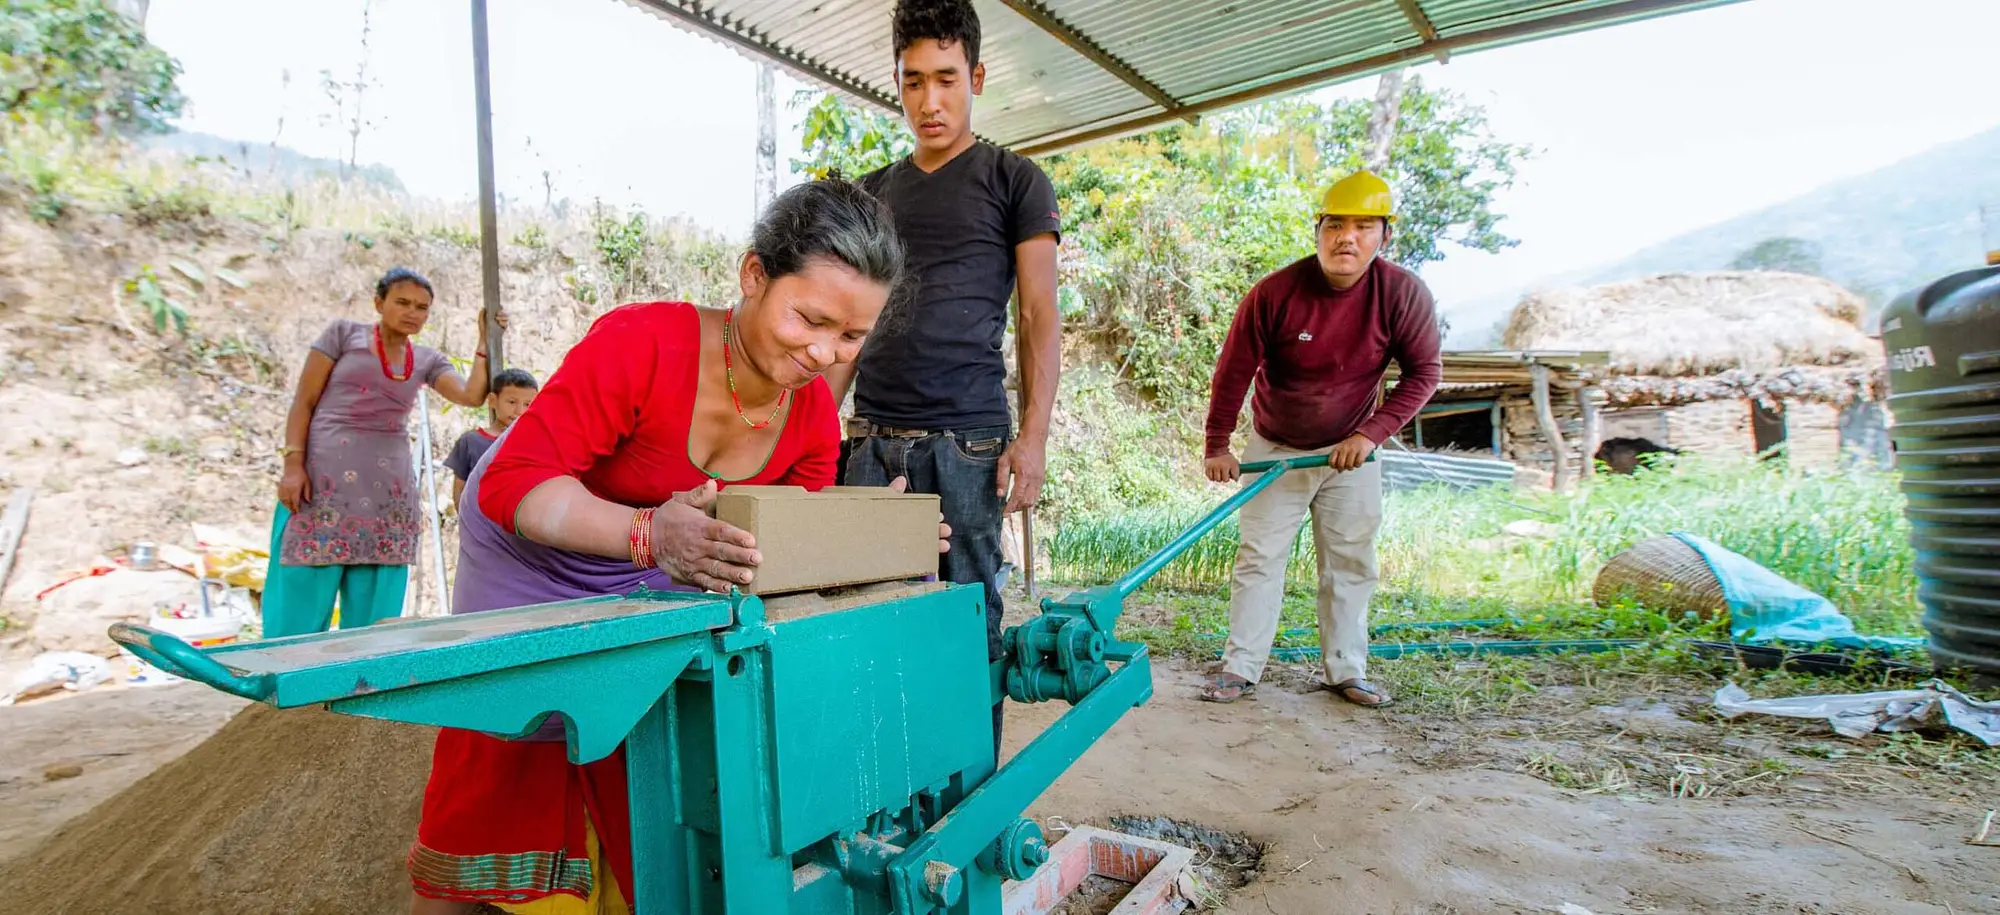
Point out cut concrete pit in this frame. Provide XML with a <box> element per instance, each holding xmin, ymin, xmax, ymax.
<box><xmin>1109</xmin><ymin>815</ymin><xmax>1266</xmax><ymax>898</ymax></box>
<box><xmin>1003</xmin><ymin>818</ymin><xmax>1265</xmax><ymax>915</ymax></box>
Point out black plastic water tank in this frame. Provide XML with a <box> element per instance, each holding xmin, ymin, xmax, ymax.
<box><xmin>1880</xmin><ymin>265</ymin><xmax>2000</xmax><ymax>680</ymax></box>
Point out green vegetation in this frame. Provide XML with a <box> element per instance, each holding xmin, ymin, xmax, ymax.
<box><xmin>792</xmin><ymin>78</ymin><xmax>1530</xmax><ymax>412</ymax></box>
<box><xmin>126</xmin><ymin>263</ymin><xmax>189</xmax><ymax>335</ymax></box>
<box><xmin>1057</xmin><ymin>457</ymin><xmax>1919</xmax><ymax>645</ymax></box>
<box><xmin>789</xmin><ymin>91</ymin><xmax>912</xmax><ymax>181</ymax></box>
<box><xmin>1</xmin><ymin>0</ymin><xmax>186</xmax><ymax>135</ymax></box>
<box><xmin>1730</xmin><ymin>236</ymin><xmax>1825</xmax><ymax>275</ymax></box>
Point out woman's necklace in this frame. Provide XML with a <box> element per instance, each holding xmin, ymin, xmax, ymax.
<box><xmin>373</xmin><ymin>323</ymin><xmax>413</xmax><ymax>382</ymax></box>
<box><xmin>722</xmin><ymin>309</ymin><xmax>787</xmax><ymax>430</ymax></box>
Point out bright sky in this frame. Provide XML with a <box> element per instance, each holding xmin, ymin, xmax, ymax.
<box><xmin>146</xmin><ymin>0</ymin><xmax>2000</xmax><ymax>316</ymax></box>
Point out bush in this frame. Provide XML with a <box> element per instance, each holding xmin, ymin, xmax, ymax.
<box><xmin>1042</xmin><ymin>367</ymin><xmax>1201</xmax><ymax>521</ymax></box>
<box><xmin>2</xmin><ymin>0</ymin><xmax>187</xmax><ymax>135</ymax></box>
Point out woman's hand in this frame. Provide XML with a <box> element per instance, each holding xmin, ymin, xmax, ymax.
<box><xmin>277</xmin><ymin>466</ymin><xmax>311</xmax><ymax>513</ymax></box>
<box><xmin>889</xmin><ymin>476</ymin><xmax>952</xmax><ymax>554</ymax></box>
<box><xmin>478</xmin><ymin>308</ymin><xmax>509</xmax><ymax>346</ymax></box>
<box><xmin>651</xmin><ymin>480</ymin><xmax>762</xmax><ymax>592</ymax></box>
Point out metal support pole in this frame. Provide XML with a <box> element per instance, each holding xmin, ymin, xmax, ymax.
<box><xmin>1021</xmin><ymin>510</ymin><xmax>1035</xmax><ymax>600</ymax></box>
<box><xmin>416</xmin><ymin>390</ymin><xmax>450</xmax><ymax>616</ymax></box>
<box><xmin>470</xmin><ymin>0</ymin><xmax>505</xmax><ymax>381</ymax></box>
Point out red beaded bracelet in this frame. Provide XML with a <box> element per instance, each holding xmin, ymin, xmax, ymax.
<box><xmin>629</xmin><ymin>507</ymin><xmax>657</xmax><ymax>569</ymax></box>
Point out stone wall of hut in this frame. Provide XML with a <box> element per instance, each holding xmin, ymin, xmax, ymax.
<box><xmin>1661</xmin><ymin>400</ymin><xmax>1755</xmax><ymax>459</ymax></box>
<box><xmin>1503</xmin><ymin>394</ymin><xmax>1854</xmax><ymax>479</ymax></box>
<box><xmin>1499</xmin><ymin>391</ymin><xmax>1584</xmax><ymax>481</ymax></box>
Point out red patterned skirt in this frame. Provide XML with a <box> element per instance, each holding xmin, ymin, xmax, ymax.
<box><xmin>407</xmin><ymin>727</ymin><xmax>636</xmax><ymax>907</ymax></box>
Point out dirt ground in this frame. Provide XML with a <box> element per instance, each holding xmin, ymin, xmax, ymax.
<box><xmin>3</xmin><ymin>657</ymin><xmax>1993</xmax><ymax>915</ymax></box>
<box><xmin>0</xmin><ymin>681</ymin><xmax>246</xmax><ymax>863</ymax></box>
<box><xmin>1017</xmin><ymin>662</ymin><xmax>1999</xmax><ymax>915</ymax></box>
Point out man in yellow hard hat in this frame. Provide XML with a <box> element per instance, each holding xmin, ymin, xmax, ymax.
<box><xmin>1197</xmin><ymin>170</ymin><xmax>1443</xmax><ymax>708</ymax></box>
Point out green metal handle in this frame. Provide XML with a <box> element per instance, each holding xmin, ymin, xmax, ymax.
<box><xmin>107</xmin><ymin>622</ymin><xmax>274</xmax><ymax>701</ymax></box>
<box><xmin>1238</xmin><ymin>453</ymin><xmax>1329</xmax><ymax>474</ymax></box>
<box><xmin>1236</xmin><ymin>450</ymin><xmax>1384</xmax><ymax>473</ymax></box>
<box><xmin>1109</xmin><ymin>453</ymin><xmax>1336</xmax><ymax>599</ymax></box>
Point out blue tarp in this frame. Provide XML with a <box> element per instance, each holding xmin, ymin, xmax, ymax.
<box><xmin>1669</xmin><ymin>532</ymin><xmax>1924</xmax><ymax>653</ymax></box>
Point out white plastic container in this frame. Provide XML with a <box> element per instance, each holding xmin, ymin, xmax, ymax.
<box><xmin>119</xmin><ymin>613</ymin><xmax>244</xmax><ymax>686</ymax></box>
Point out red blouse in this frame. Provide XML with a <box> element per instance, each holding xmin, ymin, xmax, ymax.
<box><xmin>478</xmin><ymin>302</ymin><xmax>840</xmax><ymax>535</ymax></box>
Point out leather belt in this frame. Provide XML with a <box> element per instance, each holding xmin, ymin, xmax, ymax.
<box><xmin>847</xmin><ymin>418</ymin><xmax>934</xmax><ymax>439</ymax></box>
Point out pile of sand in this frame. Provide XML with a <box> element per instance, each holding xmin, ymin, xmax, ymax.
<box><xmin>0</xmin><ymin>703</ymin><xmax>435</xmax><ymax>915</ymax></box>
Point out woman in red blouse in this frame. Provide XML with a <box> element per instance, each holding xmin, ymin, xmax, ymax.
<box><xmin>408</xmin><ymin>179</ymin><xmax>934</xmax><ymax>915</ymax></box>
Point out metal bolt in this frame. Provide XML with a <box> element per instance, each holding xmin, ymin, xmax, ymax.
<box><xmin>922</xmin><ymin>860</ymin><xmax>963</xmax><ymax>907</ymax></box>
<box><xmin>1022</xmin><ymin>838</ymin><xmax>1049</xmax><ymax>868</ymax></box>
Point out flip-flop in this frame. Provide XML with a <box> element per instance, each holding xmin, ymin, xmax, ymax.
<box><xmin>1326</xmin><ymin>678</ymin><xmax>1393</xmax><ymax>707</ymax></box>
<box><xmin>1198</xmin><ymin>672</ymin><xmax>1257</xmax><ymax>703</ymax></box>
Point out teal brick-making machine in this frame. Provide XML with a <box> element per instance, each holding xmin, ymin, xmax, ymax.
<box><xmin>109</xmin><ymin>455</ymin><xmax>1328</xmax><ymax>913</ymax></box>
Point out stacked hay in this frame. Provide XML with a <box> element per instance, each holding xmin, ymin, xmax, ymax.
<box><xmin>1501</xmin><ymin>271</ymin><xmax>1886</xmax><ymax>406</ymax></box>
<box><xmin>0</xmin><ymin>704</ymin><xmax>435</xmax><ymax>915</ymax></box>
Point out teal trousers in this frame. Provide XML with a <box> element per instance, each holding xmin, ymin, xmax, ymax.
<box><xmin>261</xmin><ymin>503</ymin><xmax>408</xmax><ymax>638</ymax></box>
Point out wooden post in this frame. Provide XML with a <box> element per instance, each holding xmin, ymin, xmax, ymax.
<box><xmin>470</xmin><ymin>0</ymin><xmax>505</xmax><ymax>381</ymax></box>
<box><xmin>0</xmin><ymin>488</ymin><xmax>33</xmax><ymax>600</ymax></box>
<box><xmin>1490</xmin><ymin>401</ymin><xmax>1505</xmax><ymax>457</ymax></box>
<box><xmin>1530</xmin><ymin>365</ymin><xmax>1569</xmax><ymax>492</ymax></box>
<box><xmin>1579</xmin><ymin>386</ymin><xmax>1603</xmax><ymax>480</ymax></box>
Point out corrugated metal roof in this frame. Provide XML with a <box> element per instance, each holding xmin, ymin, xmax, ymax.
<box><xmin>624</xmin><ymin>0</ymin><xmax>1745</xmax><ymax>155</ymax></box>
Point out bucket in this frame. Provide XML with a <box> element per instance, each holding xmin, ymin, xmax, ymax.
<box><xmin>119</xmin><ymin>613</ymin><xmax>244</xmax><ymax>686</ymax></box>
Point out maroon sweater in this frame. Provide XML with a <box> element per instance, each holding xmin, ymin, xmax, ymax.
<box><xmin>1204</xmin><ymin>256</ymin><xmax>1443</xmax><ymax>459</ymax></box>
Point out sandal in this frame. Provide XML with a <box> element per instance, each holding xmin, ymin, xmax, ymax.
<box><xmin>1198</xmin><ymin>672</ymin><xmax>1257</xmax><ymax>703</ymax></box>
<box><xmin>1326</xmin><ymin>678</ymin><xmax>1392</xmax><ymax>707</ymax></box>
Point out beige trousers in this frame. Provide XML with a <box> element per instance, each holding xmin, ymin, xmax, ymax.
<box><xmin>1221</xmin><ymin>432</ymin><xmax>1384</xmax><ymax>686</ymax></box>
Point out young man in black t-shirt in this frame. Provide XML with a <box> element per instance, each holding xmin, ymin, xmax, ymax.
<box><xmin>824</xmin><ymin>0</ymin><xmax>1062</xmax><ymax>753</ymax></box>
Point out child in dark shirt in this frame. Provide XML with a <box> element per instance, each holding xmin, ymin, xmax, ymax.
<box><xmin>444</xmin><ymin>368</ymin><xmax>538</xmax><ymax>512</ymax></box>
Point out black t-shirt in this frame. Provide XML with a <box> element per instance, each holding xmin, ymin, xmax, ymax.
<box><xmin>444</xmin><ymin>429</ymin><xmax>497</xmax><ymax>482</ymax></box>
<box><xmin>855</xmin><ymin>142</ymin><xmax>1061</xmax><ymax>429</ymax></box>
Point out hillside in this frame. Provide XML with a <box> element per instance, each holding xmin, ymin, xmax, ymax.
<box><xmin>1452</xmin><ymin>124</ymin><xmax>2000</xmax><ymax>345</ymax></box>
<box><xmin>1578</xmin><ymin>124</ymin><xmax>2000</xmax><ymax>303</ymax></box>
<box><xmin>145</xmin><ymin>131</ymin><xmax>407</xmax><ymax>194</ymax></box>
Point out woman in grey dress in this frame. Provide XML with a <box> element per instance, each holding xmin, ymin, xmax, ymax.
<box><xmin>263</xmin><ymin>267</ymin><xmax>502</xmax><ymax>637</ymax></box>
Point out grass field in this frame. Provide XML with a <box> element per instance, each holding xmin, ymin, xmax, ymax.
<box><xmin>1049</xmin><ymin>456</ymin><xmax>1921</xmax><ymax>652</ymax></box>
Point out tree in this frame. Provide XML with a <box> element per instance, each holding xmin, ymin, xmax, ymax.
<box><xmin>790</xmin><ymin>91</ymin><xmax>909</xmax><ymax>181</ymax></box>
<box><xmin>1362</xmin><ymin>69</ymin><xmax>1406</xmax><ymax>173</ymax></box>
<box><xmin>790</xmin><ymin>78</ymin><xmax>1529</xmax><ymax>406</ymax></box>
<box><xmin>1729</xmin><ymin>236</ymin><xmax>1824</xmax><ymax>275</ymax></box>
<box><xmin>317</xmin><ymin>0</ymin><xmax>380</xmax><ymax>181</ymax></box>
<box><xmin>754</xmin><ymin>64</ymin><xmax>778</xmax><ymax>213</ymax></box>
<box><xmin>1312</xmin><ymin>75</ymin><xmax>1533</xmax><ymax>271</ymax></box>
<box><xmin>0</xmin><ymin>0</ymin><xmax>185</xmax><ymax>135</ymax></box>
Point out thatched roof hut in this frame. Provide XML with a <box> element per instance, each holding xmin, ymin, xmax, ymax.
<box><xmin>1500</xmin><ymin>271</ymin><xmax>1886</xmax><ymax>407</ymax></box>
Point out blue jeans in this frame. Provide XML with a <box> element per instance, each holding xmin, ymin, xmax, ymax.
<box><xmin>842</xmin><ymin>423</ymin><xmax>1011</xmax><ymax>752</ymax></box>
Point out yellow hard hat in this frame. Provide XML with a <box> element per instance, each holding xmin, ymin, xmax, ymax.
<box><xmin>1316</xmin><ymin>171</ymin><xmax>1395</xmax><ymax>222</ymax></box>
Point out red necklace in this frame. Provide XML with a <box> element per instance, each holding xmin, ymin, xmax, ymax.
<box><xmin>374</xmin><ymin>323</ymin><xmax>413</xmax><ymax>382</ymax></box>
<box><xmin>722</xmin><ymin>309</ymin><xmax>787</xmax><ymax>430</ymax></box>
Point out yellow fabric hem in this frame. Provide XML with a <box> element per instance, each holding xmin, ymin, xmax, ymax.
<box><xmin>494</xmin><ymin>814</ymin><xmax>629</xmax><ymax>915</ymax></box>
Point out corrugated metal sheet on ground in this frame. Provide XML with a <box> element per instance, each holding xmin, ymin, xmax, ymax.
<box><xmin>1381</xmin><ymin>449</ymin><xmax>1516</xmax><ymax>492</ymax></box>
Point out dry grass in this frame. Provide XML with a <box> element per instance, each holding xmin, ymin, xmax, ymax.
<box><xmin>1374</xmin><ymin>652</ymin><xmax>2000</xmax><ymax>804</ymax></box>
<box><xmin>1502</xmin><ymin>270</ymin><xmax>1882</xmax><ymax>377</ymax></box>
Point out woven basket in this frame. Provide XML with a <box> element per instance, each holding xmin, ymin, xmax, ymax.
<box><xmin>1592</xmin><ymin>535</ymin><xmax>1729</xmax><ymax>620</ymax></box>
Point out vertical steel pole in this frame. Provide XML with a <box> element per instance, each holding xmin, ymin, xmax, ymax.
<box><xmin>471</xmin><ymin>0</ymin><xmax>505</xmax><ymax>380</ymax></box>
<box><xmin>416</xmin><ymin>389</ymin><xmax>450</xmax><ymax>616</ymax></box>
